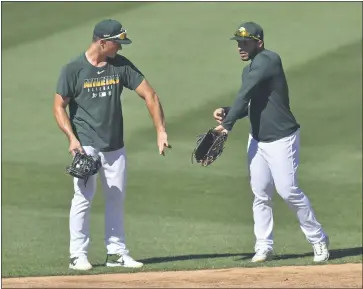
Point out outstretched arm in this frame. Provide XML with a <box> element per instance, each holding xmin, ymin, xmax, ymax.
<box><xmin>135</xmin><ymin>79</ymin><xmax>170</xmax><ymax>155</ymax></box>
<box><xmin>135</xmin><ymin>79</ymin><xmax>166</xmax><ymax>133</ymax></box>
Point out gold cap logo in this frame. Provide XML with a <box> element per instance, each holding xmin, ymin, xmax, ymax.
<box><xmin>238</xmin><ymin>27</ymin><xmax>248</xmax><ymax>37</ymax></box>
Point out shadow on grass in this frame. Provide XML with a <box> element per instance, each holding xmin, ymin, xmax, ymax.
<box><xmin>91</xmin><ymin>253</ymin><xmax>242</xmax><ymax>267</ymax></box>
<box><xmin>92</xmin><ymin>247</ymin><xmax>362</xmax><ymax>267</ymax></box>
<box><xmin>139</xmin><ymin>253</ymin><xmax>243</xmax><ymax>264</ymax></box>
<box><xmin>238</xmin><ymin>246</ymin><xmax>363</xmax><ymax>261</ymax></box>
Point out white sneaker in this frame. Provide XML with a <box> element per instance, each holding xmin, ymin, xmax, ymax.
<box><xmin>313</xmin><ymin>237</ymin><xmax>330</xmax><ymax>262</ymax></box>
<box><xmin>69</xmin><ymin>256</ymin><xmax>92</xmax><ymax>271</ymax></box>
<box><xmin>251</xmin><ymin>248</ymin><xmax>274</xmax><ymax>263</ymax></box>
<box><xmin>105</xmin><ymin>253</ymin><xmax>144</xmax><ymax>268</ymax></box>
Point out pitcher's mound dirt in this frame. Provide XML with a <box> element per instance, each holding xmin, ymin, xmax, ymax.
<box><xmin>2</xmin><ymin>263</ymin><xmax>362</xmax><ymax>288</ymax></box>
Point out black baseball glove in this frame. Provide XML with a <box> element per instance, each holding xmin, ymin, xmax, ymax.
<box><xmin>65</xmin><ymin>152</ymin><xmax>102</xmax><ymax>185</ymax></box>
<box><xmin>191</xmin><ymin>128</ymin><xmax>228</xmax><ymax>166</ymax></box>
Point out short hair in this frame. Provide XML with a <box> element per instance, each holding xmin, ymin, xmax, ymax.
<box><xmin>92</xmin><ymin>34</ymin><xmax>101</xmax><ymax>42</ymax></box>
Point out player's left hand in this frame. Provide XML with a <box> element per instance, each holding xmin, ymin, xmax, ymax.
<box><xmin>214</xmin><ymin>125</ymin><xmax>229</xmax><ymax>135</ymax></box>
<box><xmin>157</xmin><ymin>131</ymin><xmax>171</xmax><ymax>156</ymax></box>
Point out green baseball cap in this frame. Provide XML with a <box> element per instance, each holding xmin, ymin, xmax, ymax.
<box><xmin>230</xmin><ymin>21</ymin><xmax>264</xmax><ymax>42</ymax></box>
<box><xmin>93</xmin><ymin>19</ymin><xmax>132</xmax><ymax>44</ymax></box>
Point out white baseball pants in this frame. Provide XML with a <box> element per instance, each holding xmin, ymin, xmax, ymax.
<box><xmin>69</xmin><ymin>146</ymin><xmax>129</xmax><ymax>258</ymax></box>
<box><xmin>247</xmin><ymin>129</ymin><xmax>327</xmax><ymax>252</ymax></box>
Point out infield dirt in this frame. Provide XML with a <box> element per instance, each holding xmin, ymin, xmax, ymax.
<box><xmin>3</xmin><ymin>263</ymin><xmax>362</xmax><ymax>288</ymax></box>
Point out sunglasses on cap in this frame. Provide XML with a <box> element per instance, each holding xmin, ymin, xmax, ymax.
<box><xmin>234</xmin><ymin>29</ymin><xmax>261</xmax><ymax>41</ymax></box>
<box><xmin>101</xmin><ymin>28</ymin><xmax>128</xmax><ymax>41</ymax></box>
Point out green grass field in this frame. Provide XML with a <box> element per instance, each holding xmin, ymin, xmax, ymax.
<box><xmin>2</xmin><ymin>2</ymin><xmax>362</xmax><ymax>278</ymax></box>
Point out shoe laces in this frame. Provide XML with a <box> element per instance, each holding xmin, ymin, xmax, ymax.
<box><xmin>313</xmin><ymin>242</ymin><xmax>327</xmax><ymax>255</ymax></box>
<box><xmin>114</xmin><ymin>253</ymin><xmax>134</xmax><ymax>262</ymax></box>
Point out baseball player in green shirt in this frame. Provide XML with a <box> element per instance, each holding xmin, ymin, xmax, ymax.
<box><xmin>53</xmin><ymin>19</ymin><xmax>170</xmax><ymax>270</ymax></box>
<box><xmin>214</xmin><ymin>22</ymin><xmax>330</xmax><ymax>263</ymax></box>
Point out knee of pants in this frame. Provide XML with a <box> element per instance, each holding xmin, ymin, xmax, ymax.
<box><xmin>71</xmin><ymin>196</ymin><xmax>92</xmax><ymax>212</ymax></box>
<box><xmin>275</xmin><ymin>184</ymin><xmax>302</xmax><ymax>202</ymax></box>
<box><xmin>253</xmin><ymin>195</ymin><xmax>272</xmax><ymax>206</ymax></box>
<box><xmin>250</xmin><ymin>181</ymin><xmax>273</xmax><ymax>199</ymax></box>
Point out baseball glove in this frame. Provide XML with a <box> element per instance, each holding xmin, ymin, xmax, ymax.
<box><xmin>191</xmin><ymin>128</ymin><xmax>228</xmax><ymax>167</ymax></box>
<box><xmin>65</xmin><ymin>152</ymin><xmax>102</xmax><ymax>185</ymax></box>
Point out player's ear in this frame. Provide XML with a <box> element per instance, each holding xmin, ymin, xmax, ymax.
<box><xmin>99</xmin><ymin>39</ymin><xmax>107</xmax><ymax>48</ymax></box>
<box><xmin>257</xmin><ymin>40</ymin><xmax>264</xmax><ymax>48</ymax></box>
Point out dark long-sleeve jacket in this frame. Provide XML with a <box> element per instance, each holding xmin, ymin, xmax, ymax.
<box><xmin>222</xmin><ymin>49</ymin><xmax>300</xmax><ymax>142</ymax></box>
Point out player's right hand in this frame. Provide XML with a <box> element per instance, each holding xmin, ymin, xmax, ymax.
<box><xmin>157</xmin><ymin>131</ymin><xmax>171</xmax><ymax>156</ymax></box>
<box><xmin>213</xmin><ymin>108</ymin><xmax>226</xmax><ymax>124</ymax></box>
<box><xmin>69</xmin><ymin>138</ymin><xmax>84</xmax><ymax>156</ymax></box>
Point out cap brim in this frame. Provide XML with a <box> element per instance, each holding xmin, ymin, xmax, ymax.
<box><xmin>112</xmin><ymin>38</ymin><xmax>132</xmax><ymax>44</ymax></box>
<box><xmin>230</xmin><ymin>36</ymin><xmax>255</xmax><ymax>41</ymax></box>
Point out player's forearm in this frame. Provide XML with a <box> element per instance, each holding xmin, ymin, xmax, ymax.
<box><xmin>53</xmin><ymin>106</ymin><xmax>77</xmax><ymax>141</ymax></box>
<box><xmin>144</xmin><ymin>92</ymin><xmax>166</xmax><ymax>133</ymax></box>
<box><xmin>222</xmin><ymin>97</ymin><xmax>249</xmax><ymax>131</ymax></box>
<box><xmin>223</xmin><ymin>106</ymin><xmax>248</xmax><ymax>119</ymax></box>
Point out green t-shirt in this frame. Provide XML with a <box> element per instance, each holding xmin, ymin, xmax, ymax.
<box><xmin>222</xmin><ymin>49</ymin><xmax>300</xmax><ymax>142</ymax></box>
<box><xmin>56</xmin><ymin>53</ymin><xmax>144</xmax><ymax>151</ymax></box>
